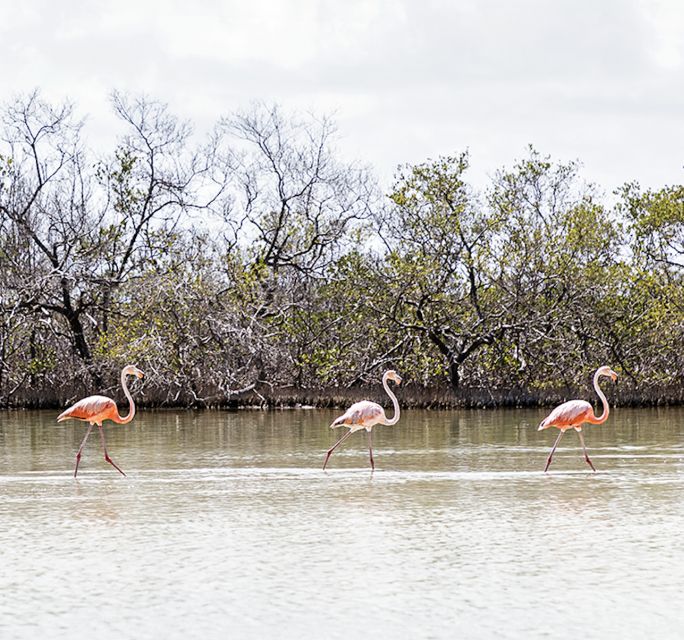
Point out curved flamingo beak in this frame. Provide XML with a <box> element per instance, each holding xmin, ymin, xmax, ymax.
<box><xmin>134</xmin><ymin>368</ymin><xmax>145</xmax><ymax>379</ymax></box>
<box><xmin>395</xmin><ymin>375</ymin><xmax>403</xmax><ymax>385</ymax></box>
<box><xmin>608</xmin><ymin>369</ymin><xmax>618</xmax><ymax>381</ymax></box>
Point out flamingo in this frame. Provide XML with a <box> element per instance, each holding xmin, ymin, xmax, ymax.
<box><xmin>538</xmin><ymin>365</ymin><xmax>618</xmax><ymax>472</ymax></box>
<box><xmin>323</xmin><ymin>370</ymin><xmax>402</xmax><ymax>471</ymax></box>
<box><xmin>57</xmin><ymin>365</ymin><xmax>144</xmax><ymax>477</ymax></box>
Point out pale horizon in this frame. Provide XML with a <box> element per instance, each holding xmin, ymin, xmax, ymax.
<box><xmin>1</xmin><ymin>0</ymin><xmax>683</xmax><ymax>192</ymax></box>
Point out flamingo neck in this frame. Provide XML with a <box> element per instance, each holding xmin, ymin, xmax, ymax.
<box><xmin>382</xmin><ymin>374</ymin><xmax>400</xmax><ymax>426</ymax></box>
<box><xmin>116</xmin><ymin>369</ymin><xmax>136</xmax><ymax>424</ymax></box>
<box><xmin>591</xmin><ymin>370</ymin><xmax>610</xmax><ymax>424</ymax></box>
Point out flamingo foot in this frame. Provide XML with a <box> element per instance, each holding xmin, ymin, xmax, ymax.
<box><xmin>104</xmin><ymin>454</ymin><xmax>127</xmax><ymax>477</ymax></box>
<box><xmin>544</xmin><ymin>431</ymin><xmax>564</xmax><ymax>473</ymax></box>
<box><xmin>584</xmin><ymin>455</ymin><xmax>596</xmax><ymax>472</ymax></box>
<box><xmin>323</xmin><ymin>429</ymin><xmax>352</xmax><ymax>470</ymax></box>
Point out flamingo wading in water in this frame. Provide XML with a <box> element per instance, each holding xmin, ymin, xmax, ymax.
<box><xmin>57</xmin><ymin>365</ymin><xmax>144</xmax><ymax>477</ymax></box>
<box><xmin>323</xmin><ymin>370</ymin><xmax>402</xmax><ymax>471</ymax></box>
<box><xmin>538</xmin><ymin>365</ymin><xmax>618</xmax><ymax>472</ymax></box>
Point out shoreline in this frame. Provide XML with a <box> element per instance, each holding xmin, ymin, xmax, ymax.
<box><xmin>2</xmin><ymin>382</ymin><xmax>683</xmax><ymax>411</ymax></box>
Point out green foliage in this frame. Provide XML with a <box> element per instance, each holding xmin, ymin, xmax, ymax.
<box><xmin>620</xmin><ymin>182</ymin><xmax>684</xmax><ymax>272</ymax></box>
<box><xmin>1</xmin><ymin>93</ymin><xmax>682</xmax><ymax>406</ymax></box>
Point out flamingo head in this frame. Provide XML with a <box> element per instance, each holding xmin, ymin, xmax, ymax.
<box><xmin>385</xmin><ymin>370</ymin><xmax>402</xmax><ymax>385</ymax></box>
<box><xmin>123</xmin><ymin>364</ymin><xmax>145</xmax><ymax>379</ymax></box>
<box><xmin>597</xmin><ymin>366</ymin><xmax>618</xmax><ymax>382</ymax></box>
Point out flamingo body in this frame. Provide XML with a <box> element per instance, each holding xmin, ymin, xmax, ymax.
<box><xmin>538</xmin><ymin>365</ymin><xmax>618</xmax><ymax>472</ymax></box>
<box><xmin>323</xmin><ymin>370</ymin><xmax>402</xmax><ymax>471</ymax></box>
<box><xmin>58</xmin><ymin>395</ymin><xmax>120</xmax><ymax>425</ymax></box>
<box><xmin>58</xmin><ymin>365</ymin><xmax>144</xmax><ymax>477</ymax></box>
<box><xmin>538</xmin><ymin>399</ymin><xmax>594</xmax><ymax>432</ymax></box>
<box><xmin>330</xmin><ymin>400</ymin><xmax>386</xmax><ymax>432</ymax></box>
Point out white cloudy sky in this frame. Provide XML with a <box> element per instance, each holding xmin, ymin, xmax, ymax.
<box><xmin>1</xmin><ymin>0</ymin><xmax>683</xmax><ymax>191</ymax></box>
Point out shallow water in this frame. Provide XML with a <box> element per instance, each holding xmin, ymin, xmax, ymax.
<box><xmin>1</xmin><ymin>407</ymin><xmax>683</xmax><ymax>639</ymax></box>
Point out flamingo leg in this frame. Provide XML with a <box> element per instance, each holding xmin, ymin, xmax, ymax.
<box><xmin>577</xmin><ymin>430</ymin><xmax>596</xmax><ymax>472</ymax></box>
<box><xmin>367</xmin><ymin>430</ymin><xmax>375</xmax><ymax>471</ymax></box>
<box><xmin>323</xmin><ymin>430</ymin><xmax>353</xmax><ymax>470</ymax></box>
<box><xmin>98</xmin><ymin>425</ymin><xmax>126</xmax><ymax>477</ymax></box>
<box><xmin>544</xmin><ymin>430</ymin><xmax>564</xmax><ymax>472</ymax></box>
<box><xmin>74</xmin><ymin>424</ymin><xmax>94</xmax><ymax>478</ymax></box>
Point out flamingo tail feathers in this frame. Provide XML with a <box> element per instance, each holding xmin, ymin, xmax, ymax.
<box><xmin>57</xmin><ymin>408</ymin><xmax>76</xmax><ymax>422</ymax></box>
<box><xmin>330</xmin><ymin>415</ymin><xmax>350</xmax><ymax>429</ymax></box>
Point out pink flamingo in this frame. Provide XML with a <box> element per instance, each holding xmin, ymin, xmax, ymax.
<box><xmin>538</xmin><ymin>365</ymin><xmax>618</xmax><ymax>472</ymax></box>
<box><xmin>57</xmin><ymin>365</ymin><xmax>144</xmax><ymax>477</ymax></box>
<box><xmin>323</xmin><ymin>370</ymin><xmax>402</xmax><ymax>471</ymax></box>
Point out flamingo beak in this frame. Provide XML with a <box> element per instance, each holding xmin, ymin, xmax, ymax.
<box><xmin>136</xmin><ymin>369</ymin><xmax>145</xmax><ymax>379</ymax></box>
<box><xmin>396</xmin><ymin>376</ymin><xmax>403</xmax><ymax>385</ymax></box>
<box><xmin>609</xmin><ymin>370</ymin><xmax>618</xmax><ymax>381</ymax></box>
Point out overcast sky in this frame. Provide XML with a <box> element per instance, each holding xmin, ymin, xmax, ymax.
<box><xmin>1</xmin><ymin>0</ymin><xmax>682</xmax><ymax>192</ymax></box>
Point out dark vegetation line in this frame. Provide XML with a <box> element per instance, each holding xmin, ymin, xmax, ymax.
<box><xmin>8</xmin><ymin>383</ymin><xmax>684</xmax><ymax>412</ymax></box>
<box><xmin>0</xmin><ymin>91</ymin><xmax>682</xmax><ymax>410</ymax></box>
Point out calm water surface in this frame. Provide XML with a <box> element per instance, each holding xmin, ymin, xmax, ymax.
<box><xmin>1</xmin><ymin>407</ymin><xmax>683</xmax><ymax>639</ymax></box>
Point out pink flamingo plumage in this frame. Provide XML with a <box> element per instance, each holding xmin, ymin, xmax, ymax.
<box><xmin>538</xmin><ymin>365</ymin><xmax>618</xmax><ymax>472</ymax></box>
<box><xmin>323</xmin><ymin>370</ymin><xmax>402</xmax><ymax>471</ymax></box>
<box><xmin>57</xmin><ymin>365</ymin><xmax>144</xmax><ymax>477</ymax></box>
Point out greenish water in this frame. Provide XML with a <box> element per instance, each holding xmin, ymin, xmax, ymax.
<box><xmin>1</xmin><ymin>408</ymin><xmax>683</xmax><ymax>639</ymax></box>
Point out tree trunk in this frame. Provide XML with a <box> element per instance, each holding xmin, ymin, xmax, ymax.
<box><xmin>65</xmin><ymin>310</ymin><xmax>102</xmax><ymax>387</ymax></box>
<box><xmin>448</xmin><ymin>360</ymin><xmax>460</xmax><ymax>391</ymax></box>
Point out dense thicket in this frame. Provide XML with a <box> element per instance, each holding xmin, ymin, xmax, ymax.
<box><xmin>0</xmin><ymin>93</ymin><xmax>682</xmax><ymax>408</ymax></box>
